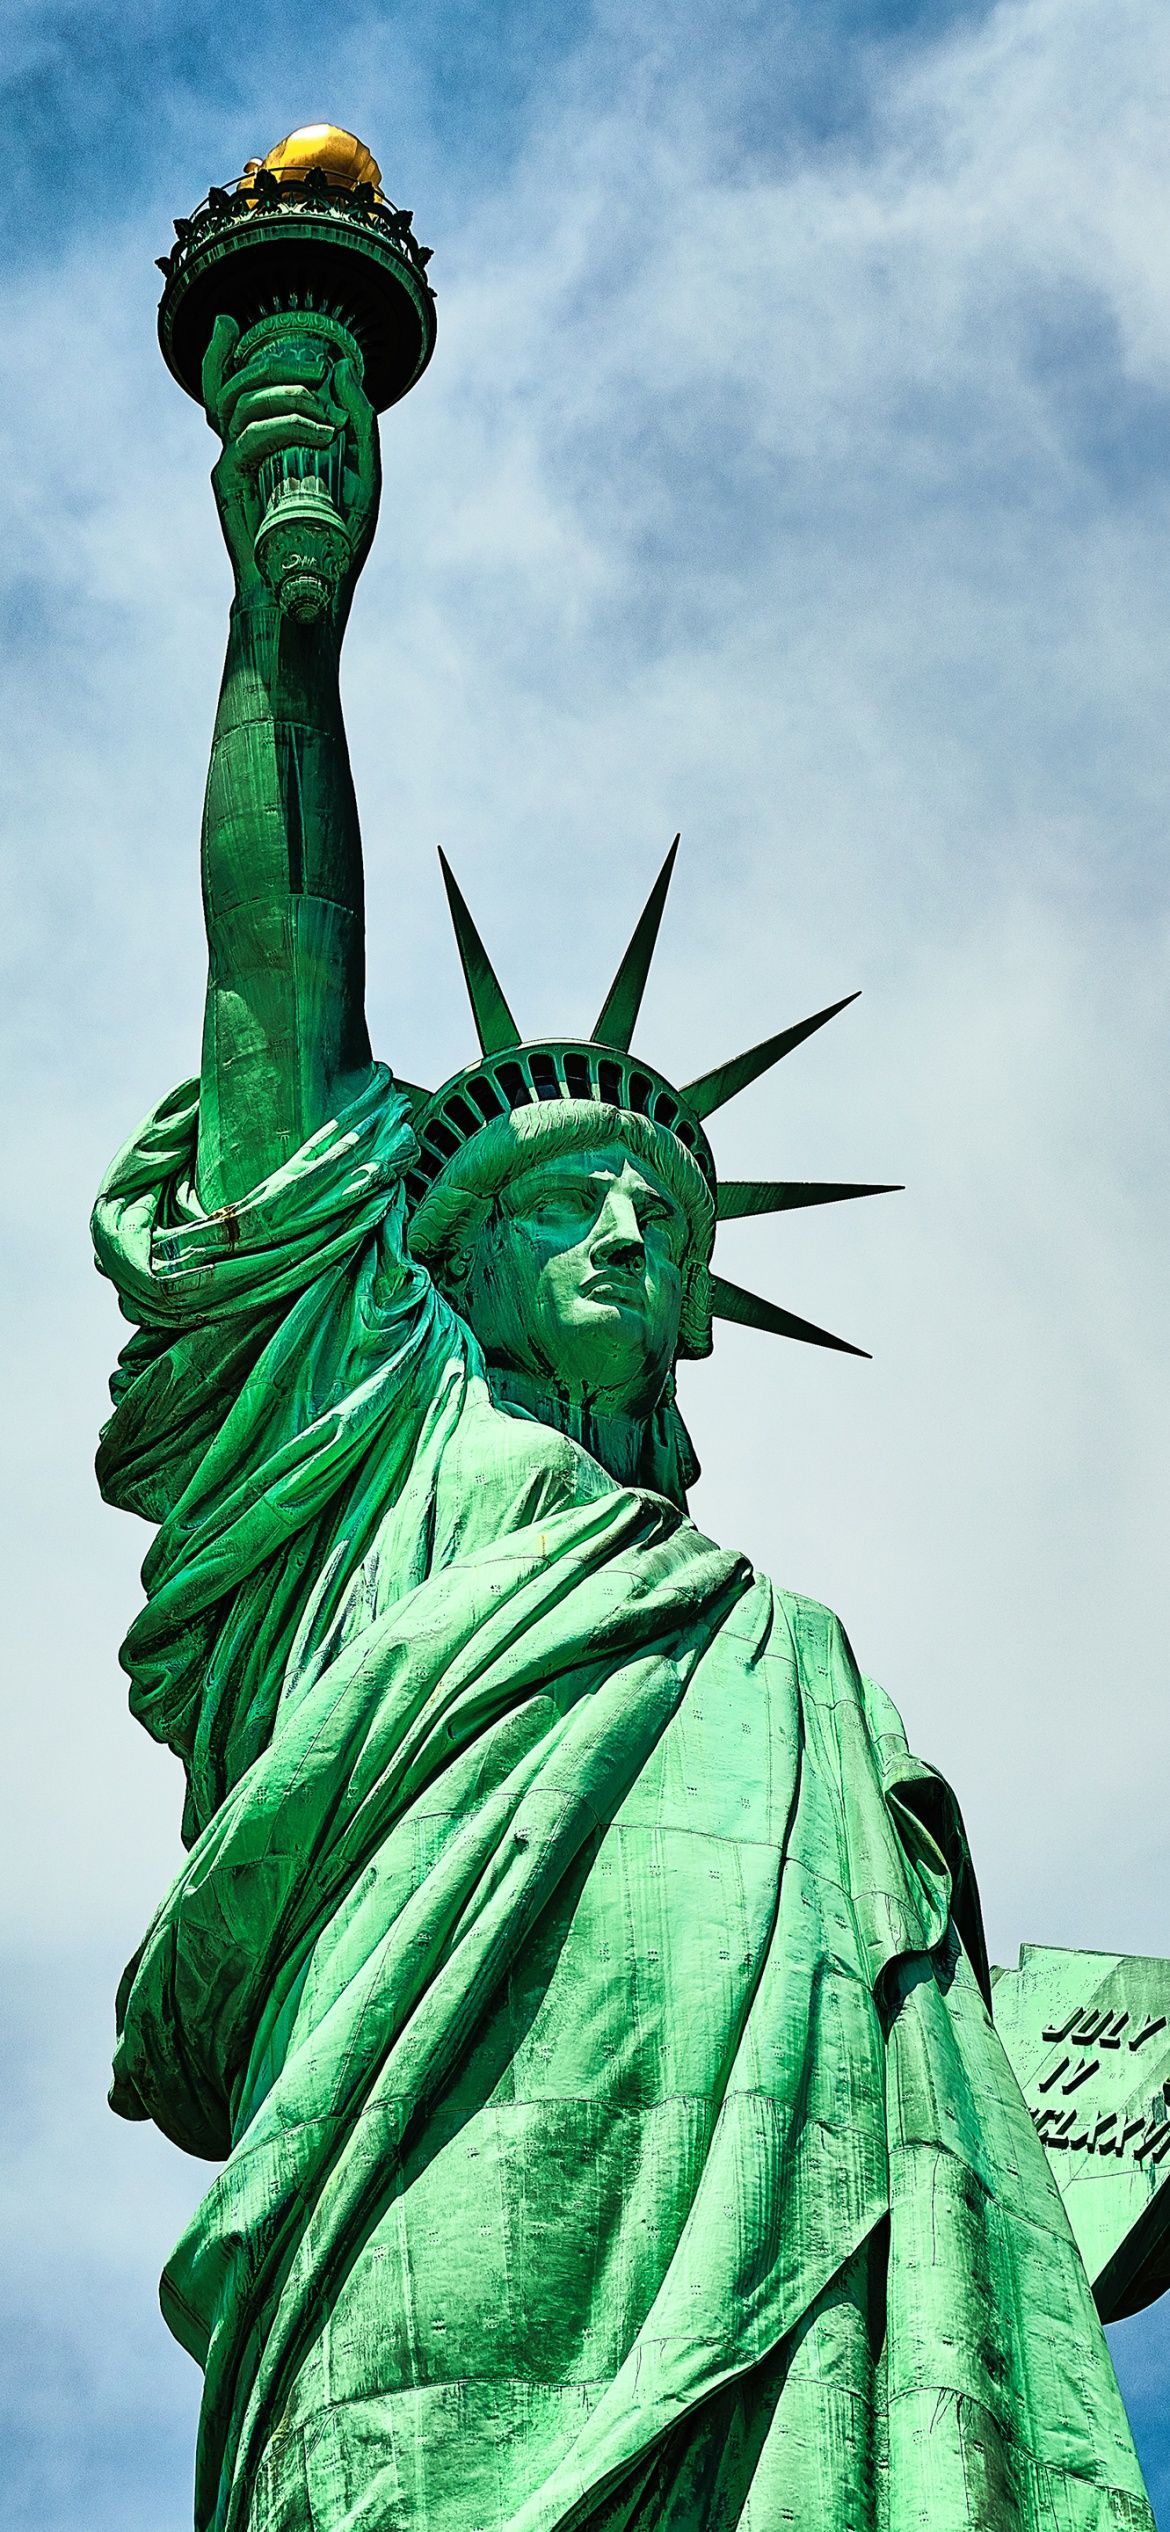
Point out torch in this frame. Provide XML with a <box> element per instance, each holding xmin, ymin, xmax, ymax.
<box><xmin>156</xmin><ymin>124</ymin><xmax>436</xmax><ymax>620</ymax></box>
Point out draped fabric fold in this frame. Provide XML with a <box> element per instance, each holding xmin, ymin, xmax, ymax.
<box><xmin>94</xmin><ymin>1074</ymin><xmax>1153</xmax><ymax>2532</ymax></box>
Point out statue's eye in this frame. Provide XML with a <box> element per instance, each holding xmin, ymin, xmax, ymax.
<box><xmin>652</xmin><ymin>1211</ymin><xmax>686</xmax><ymax>1258</ymax></box>
<box><xmin>530</xmin><ymin>1186</ymin><xmax>587</xmax><ymax>1220</ymax></box>
<box><xmin>641</xmin><ymin>1198</ymin><xmax>678</xmax><ymax>1237</ymax></box>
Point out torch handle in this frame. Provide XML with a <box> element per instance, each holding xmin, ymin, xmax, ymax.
<box><xmin>256</xmin><ymin>434</ymin><xmax>345</xmax><ymax>518</ymax></box>
<box><xmin>236</xmin><ymin>316</ymin><xmax>360</xmax><ymax>623</ymax></box>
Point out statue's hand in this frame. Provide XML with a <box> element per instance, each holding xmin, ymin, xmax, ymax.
<box><xmin>201</xmin><ymin>313</ymin><xmax>382</xmax><ymax>612</ymax></box>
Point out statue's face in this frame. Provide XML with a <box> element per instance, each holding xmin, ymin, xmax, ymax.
<box><xmin>460</xmin><ymin>1140</ymin><xmax>687</xmax><ymax>1418</ymax></box>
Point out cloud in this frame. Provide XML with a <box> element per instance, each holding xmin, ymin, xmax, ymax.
<box><xmin>0</xmin><ymin>1947</ymin><xmax>201</xmax><ymax>2532</ymax></box>
<box><xmin>2</xmin><ymin>0</ymin><xmax>1168</xmax><ymax>2514</ymax></box>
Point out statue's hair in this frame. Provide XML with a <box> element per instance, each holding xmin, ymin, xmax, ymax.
<box><xmin>408</xmin><ymin>1100</ymin><xmax>715</xmax><ymax>1359</ymax></box>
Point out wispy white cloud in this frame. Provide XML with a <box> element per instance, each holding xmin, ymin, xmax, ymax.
<box><xmin>3</xmin><ymin>0</ymin><xmax>1169</xmax><ymax>2516</ymax></box>
<box><xmin>0</xmin><ymin>1949</ymin><xmax>200</xmax><ymax>2532</ymax></box>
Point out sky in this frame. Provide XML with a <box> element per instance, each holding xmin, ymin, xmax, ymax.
<box><xmin>1</xmin><ymin>0</ymin><xmax>1169</xmax><ymax>2520</ymax></box>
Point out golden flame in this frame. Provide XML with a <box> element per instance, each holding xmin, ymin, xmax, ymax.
<box><xmin>245</xmin><ymin>125</ymin><xmax>383</xmax><ymax>195</ymax></box>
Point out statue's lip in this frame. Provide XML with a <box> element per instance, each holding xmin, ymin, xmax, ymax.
<box><xmin>581</xmin><ymin>1270</ymin><xmax>646</xmax><ymax>1304</ymax></box>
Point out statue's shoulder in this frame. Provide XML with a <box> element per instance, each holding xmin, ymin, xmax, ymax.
<box><xmin>768</xmin><ymin>1582</ymin><xmax>855</xmax><ymax>1674</ymax></box>
<box><xmin>766</xmin><ymin>1581</ymin><xmax>911</xmax><ymax>1753</ymax></box>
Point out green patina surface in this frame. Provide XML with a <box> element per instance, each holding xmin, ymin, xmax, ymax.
<box><xmin>93</xmin><ymin>132</ymin><xmax>1159</xmax><ymax>2532</ymax></box>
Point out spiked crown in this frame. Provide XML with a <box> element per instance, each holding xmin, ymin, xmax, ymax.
<box><xmin>401</xmin><ymin>844</ymin><xmax>897</xmax><ymax>1363</ymax></box>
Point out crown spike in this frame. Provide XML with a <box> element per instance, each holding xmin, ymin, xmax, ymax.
<box><xmin>683</xmin><ymin>992</ymin><xmax>859</xmax><ymax>1122</ymax></box>
<box><xmin>592</xmin><ymin>836</ymin><xmax>680</xmax><ymax>1052</ymax></box>
<box><xmin>438</xmin><ymin>852</ymin><xmax>522</xmax><ymax>1055</ymax></box>
<box><xmin>710</xmin><ymin>1272</ymin><xmax>869</xmax><ymax>1357</ymax></box>
<box><xmin>717</xmin><ymin>1179</ymin><xmax>901</xmax><ymax>1221</ymax></box>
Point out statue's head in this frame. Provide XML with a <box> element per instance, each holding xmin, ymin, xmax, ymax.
<box><xmin>411</xmin><ymin>1102</ymin><xmax>716</xmax><ymax>1490</ymax></box>
<box><xmin>457</xmin><ymin>1138</ymin><xmax>692</xmax><ymax>1413</ymax></box>
<box><xmin>406</xmin><ymin>846</ymin><xmax>888</xmax><ymax>1501</ymax></box>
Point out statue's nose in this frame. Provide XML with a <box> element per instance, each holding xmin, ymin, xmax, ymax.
<box><xmin>592</xmin><ymin>1194</ymin><xmax>644</xmax><ymax>1269</ymax></box>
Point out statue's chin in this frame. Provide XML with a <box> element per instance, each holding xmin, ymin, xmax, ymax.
<box><xmin>529</xmin><ymin>1287</ymin><xmax>680</xmax><ymax>1418</ymax></box>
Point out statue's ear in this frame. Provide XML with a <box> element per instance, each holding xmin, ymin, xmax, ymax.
<box><xmin>418</xmin><ymin>1188</ymin><xmax>496</xmax><ymax>1300</ymax></box>
<box><xmin>441</xmin><ymin>1246</ymin><xmax>472</xmax><ymax>1293</ymax></box>
<box><xmin>435</xmin><ymin>1209</ymin><xmax>493</xmax><ymax>1296</ymax></box>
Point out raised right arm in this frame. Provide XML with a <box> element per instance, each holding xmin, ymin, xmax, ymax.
<box><xmin>195</xmin><ymin>318</ymin><xmax>382</xmax><ymax>1213</ymax></box>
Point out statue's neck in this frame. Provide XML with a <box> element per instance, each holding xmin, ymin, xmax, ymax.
<box><xmin>488</xmin><ymin>1365</ymin><xmax>651</xmax><ymax>1487</ymax></box>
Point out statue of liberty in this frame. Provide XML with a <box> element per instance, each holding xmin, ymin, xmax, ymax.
<box><xmin>93</xmin><ymin>127</ymin><xmax>1156</xmax><ymax>2532</ymax></box>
